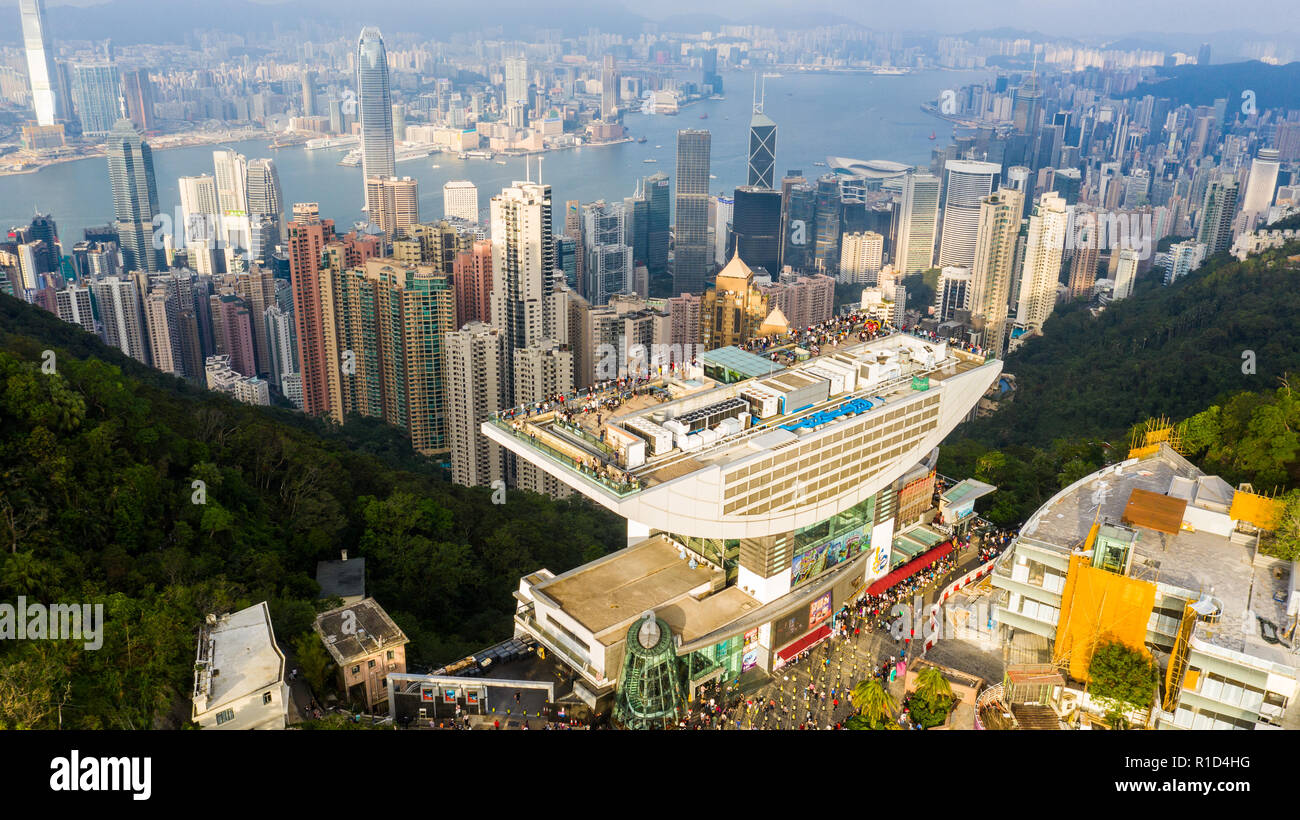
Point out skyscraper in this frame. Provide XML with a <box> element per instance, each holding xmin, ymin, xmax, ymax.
<box><xmin>504</xmin><ymin>57</ymin><xmax>529</xmax><ymax>105</ymax></box>
<box><xmin>600</xmin><ymin>55</ymin><xmax>618</xmax><ymax>120</ymax></box>
<box><xmin>812</xmin><ymin>174</ymin><xmax>842</xmax><ymax>274</ymax></box>
<box><xmin>673</xmin><ymin>130</ymin><xmax>712</xmax><ymax>294</ymax></box>
<box><xmin>490</xmin><ymin>180</ymin><xmax>555</xmax><ymax>383</ymax></box>
<box><xmin>91</xmin><ymin>275</ymin><xmax>150</xmax><ymax>364</ymax></box>
<box><xmin>120</xmin><ymin>68</ymin><xmax>155</xmax><ymax>133</ymax></box>
<box><xmin>446</xmin><ymin>322</ymin><xmax>507</xmax><ymax>488</ymax></box>
<box><xmin>514</xmin><ymin>340</ymin><xmax>574</xmax><ymax>496</ymax></box>
<box><xmin>71</xmin><ymin>63</ymin><xmax>122</xmax><ymax>137</ymax></box>
<box><xmin>453</xmin><ymin>239</ymin><xmax>493</xmax><ymax>328</ymax></box>
<box><xmin>54</xmin><ymin>284</ymin><xmax>94</xmax><ymax>333</ymax></box>
<box><xmin>1197</xmin><ymin>173</ymin><xmax>1238</xmax><ymax>256</ymax></box>
<box><xmin>644</xmin><ymin>172</ymin><xmax>671</xmax><ymax>282</ymax></box>
<box><xmin>839</xmin><ymin>231</ymin><xmax>884</xmax><ymax>285</ymax></box>
<box><xmin>895</xmin><ymin>171</ymin><xmax>941</xmax><ymax>275</ymax></box>
<box><xmin>938</xmin><ymin>160</ymin><xmax>1001</xmax><ymax>270</ymax></box>
<box><xmin>731</xmin><ymin>186</ymin><xmax>782</xmax><ymax>276</ymax></box>
<box><xmin>365</xmin><ymin>176</ymin><xmax>419</xmax><ymax>240</ymax></box>
<box><xmin>710</xmin><ymin>194</ymin><xmax>733</xmax><ymax>267</ymax></box>
<box><xmin>106</xmin><ymin>119</ymin><xmax>163</xmax><ymax>274</ymax></box>
<box><xmin>213</xmin><ymin>149</ymin><xmax>250</xmax><ymax>252</ymax></box>
<box><xmin>264</xmin><ymin>303</ymin><xmax>298</xmax><ymax>398</ymax></box>
<box><xmin>178</xmin><ymin>174</ymin><xmax>220</xmax><ymax>277</ymax></box>
<box><xmin>28</xmin><ymin>213</ymin><xmax>60</xmax><ymax>272</ymax></box>
<box><xmin>1052</xmin><ymin>167</ymin><xmax>1082</xmax><ymax>205</ymax></box>
<box><xmin>300</xmin><ymin>70</ymin><xmax>317</xmax><ymax>117</ymax></box>
<box><xmin>356</xmin><ymin>28</ymin><xmax>396</xmax><ymax>214</ymax></box>
<box><xmin>781</xmin><ymin>180</ymin><xmax>815</xmax><ymax>273</ymax></box>
<box><xmin>748</xmin><ymin>92</ymin><xmax>777</xmax><ymax>189</ymax></box>
<box><xmin>968</xmin><ymin>188</ymin><xmax>1023</xmax><ymax>357</ymax></box>
<box><xmin>1067</xmin><ymin>225</ymin><xmax>1100</xmax><ymax>301</ymax></box>
<box><xmin>564</xmin><ymin>199</ymin><xmax>585</xmax><ymax>295</ymax></box>
<box><xmin>1240</xmin><ymin>148</ymin><xmax>1281</xmax><ymax>229</ymax></box>
<box><xmin>20</xmin><ymin>0</ymin><xmax>63</xmax><ymax>126</ymax></box>
<box><xmin>144</xmin><ymin>287</ymin><xmax>183</xmax><ymax>377</ymax></box>
<box><xmin>443</xmin><ymin>180</ymin><xmax>479</xmax><ymax>222</ymax></box>
<box><xmin>582</xmin><ymin>200</ymin><xmax>632</xmax><ymax>306</ymax></box>
<box><xmin>1012</xmin><ymin>73</ymin><xmax>1041</xmax><ymax>134</ymax></box>
<box><xmin>287</xmin><ymin>204</ymin><xmax>337</xmax><ymax>417</ymax></box>
<box><xmin>1112</xmin><ymin>248</ymin><xmax>1139</xmax><ymax>301</ymax></box>
<box><xmin>1014</xmin><ymin>192</ymin><xmax>1068</xmax><ymax>333</ymax></box>
<box><xmin>246</xmin><ymin>157</ymin><xmax>285</xmax><ymax>259</ymax></box>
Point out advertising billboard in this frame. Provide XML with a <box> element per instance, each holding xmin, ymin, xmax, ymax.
<box><xmin>809</xmin><ymin>592</ymin><xmax>832</xmax><ymax>630</ymax></box>
<box><xmin>772</xmin><ymin>606</ymin><xmax>810</xmax><ymax>648</ymax></box>
<box><xmin>742</xmin><ymin>628</ymin><xmax>760</xmax><ymax>671</ymax></box>
<box><xmin>791</xmin><ymin>541</ymin><xmax>828</xmax><ymax>586</ymax></box>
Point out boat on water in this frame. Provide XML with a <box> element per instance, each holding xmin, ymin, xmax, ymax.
<box><xmin>494</xmin><ymin>159</ymin><xmax>507</xmax><ymax>165</ymax></box>
<box><xmin>643</xmin><ymin>158</ymin><xmax>657</xmax><ymax>163</ymax></box>
<box><xmin>654</xmin><ymin>145</ymin><xmax>662</xmax><ymax>149</ymax></box>
<box><xmin>699</xmin><ymin>112</ymin><xmax>708</xmax><ymax>119</ymax></box>
<box><xmin>636</xmin><ymin>137</ymin><xmax>647</xmax><ymax>144</ymax></box>
<box><xmin>709</xmin><ymin>174</ymin><xmax>717</xmax><ymax>179</ymax></box>
<box><xmin>813</xmin><ymin>161</ymin><xmax>826</xmax><ymax>166</ymax></box>
<box><xmin>431</xmin><ymin>163</ymin><xmax>441</xmax><ymax>168</ymax></box>
<box><xmin>763</xmin><ymin>72</ymin><xmax>784</xmax><ymax>79</ymax></box>
<box><xmin>929</xmin><ymin>132</ymin><xmax>936</xmax><ymax>140</ymax></box>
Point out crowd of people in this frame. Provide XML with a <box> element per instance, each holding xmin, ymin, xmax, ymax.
<box><xmin>668</xmin><ymin>522</ymin><xmax>1018</xmax><ymax>730</ymax></box>
<box><xmin>738</xmin><ymin>314</ymin><xmax>890</xmax><ymax>362</ymax></box>
<box><xmin>900</xmin><ymin>324</ymin><xmax>990</xmax><ymax>359</ymax></box>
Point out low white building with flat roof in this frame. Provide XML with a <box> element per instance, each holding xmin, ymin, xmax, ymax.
<box><xmin>192</xmin><ymin>601</ymin><xmax>288</xmax><ymax>730</ymax></box>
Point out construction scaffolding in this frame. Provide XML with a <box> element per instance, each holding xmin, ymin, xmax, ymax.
<box><xmin>1229</xmin><ymin>487</ymin><xmax>1284</xmax><ymax>532</ymax></box>
<box><xmin>1052</xmin><ymin>553</ymin><xmax>1157</xmax><ymax>683</ymax></box>
<box><xmin>1127</xmin><ymin>416</ymin><xmax>1187</xmax><ymax>460</ymax></box>
<box><xmin>1162</xmin><ymin>601</ymin><xmax>1198</xmax><ymax>713</ymax></box>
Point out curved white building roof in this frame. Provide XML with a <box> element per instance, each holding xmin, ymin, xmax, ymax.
<box><xmin>826</xmin><ymin>157</ymin><xmax>913</xmax><ymax>179</ymax></box>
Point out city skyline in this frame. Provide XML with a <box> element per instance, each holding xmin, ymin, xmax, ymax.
<box><xmin>2</xmin><ymin>1</ymin><xmax>1300</xmax><ymax>749</ymax></box>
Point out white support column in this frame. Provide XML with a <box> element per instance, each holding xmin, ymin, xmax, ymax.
<box><xmin>627</xmin><ymin>519</ymin><xmax>651</xmax><ymax>549</ymax></box>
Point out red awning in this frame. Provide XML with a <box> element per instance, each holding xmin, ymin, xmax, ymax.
<box><xmin>776</xmin><ymin>624</ymin><xmax>832</xmax><ymax>662</ymax></box>
<box><xmin>866</xmin><ymin>541</ymin><xmax>954</xmax><ymax>596</ymax></box>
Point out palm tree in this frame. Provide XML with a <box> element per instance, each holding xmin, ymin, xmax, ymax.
<box><xmin>914</xmin><ymin>667</ymin><xmax>954</xmax><ymax>711</ymax></box>
<box><xmin>849</xmin><ymin>679</ymin><xmax>896</xmax><ymax>728</ymax></box>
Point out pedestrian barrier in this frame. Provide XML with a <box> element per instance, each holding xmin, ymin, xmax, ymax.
<box><xmin>921</xmin><ymin>555</ymin><xmax>999</xmax><ymax>651</ymax></box>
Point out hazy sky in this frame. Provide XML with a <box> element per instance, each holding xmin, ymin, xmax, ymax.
<box><xmin>7</xmin><ymin>0</ymin><xmax>1299</xmax><ymax>40</ymax></box>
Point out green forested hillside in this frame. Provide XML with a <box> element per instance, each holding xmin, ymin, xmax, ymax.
<box><xmin>0</xmin><ymin>295</ymin><xmax>623</xmax><ymax>729</ymax></box>
<box><xmin>961</xmin><ymin>244</ymin><xmax>1300</xmax><ymax>449</ymax></box>
<box><xmin>940</xmin><ymin>242</ymin><xmax>1300</xmax><ymax>527</ymax></box>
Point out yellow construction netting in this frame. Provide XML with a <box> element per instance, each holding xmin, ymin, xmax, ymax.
<box><xmin>1126</xmin><ymin>443</ymin><xmax>1161</xmax><ymax>460</ymax></box>
<box><xmin>1229</xmin><ymin>490</ymin><xmax>1284</xmax><ymax>531</ymax></box>
<box><xmin>1053</xmin><ymin>554</ymin><xmax>1157</xmax><ymax>682</ymax></box>
<box><xmin>1127</xmin><ymin>417</ymin><xmax>1187</xmax><ymax>459</ymax></box>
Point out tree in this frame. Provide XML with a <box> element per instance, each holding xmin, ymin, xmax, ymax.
<box><xmin>292</xmin><ymin>632</ymin><xmax>334</xmax><ymax>697</ymax></box>
<box><xmin>1262</xmin><ymin>489</ymin><xmax>1300</xmax><ymax>561</ymax></box>
<box><xmin>849</xmin><ymin>679</ymin><xmax>897</xmax><ymax>729</ymax></box>
<box><xmin>1087</xmin><ymin>639</ymin><xmax>1158</xmax><ymax>724</ymax></box>
<box><xmin>914</xmin><ymin>667</ymin><xmax>954</xmax><ymax>710</ymax></box>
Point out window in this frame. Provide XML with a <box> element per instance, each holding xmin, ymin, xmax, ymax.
<box><xmin>215</xmin><ymin>708</ymin><xmax>235</xmax><ymax>725</ymax></box>
<box><xmin>386</xmin><ymin>650</ymin><xmax>394</xmax><ymax>660</ymax></box>
<box><xmin>351</xmin><ymin>665</ymin><xmax>360</xmax><ymax>675</ymax></box>
<box><xmin>368</xmin><ymin>659</ymin><xmax>376</xmax><ymax>669</ymax></box>
<box><xmin>263</xmin><ymin>691</ymin><xmax>273</xmax><ymax>705</ymax></box>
